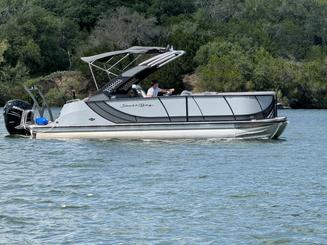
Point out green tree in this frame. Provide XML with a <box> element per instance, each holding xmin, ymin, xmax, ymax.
<box><xmin>35</xmin><ymin>0</ymin><xmax>152</xmax><ymax>31</ymax></box>
<box><xmin>0</xmin><ymin>39</ymin><xmax>29</xmax><ymax>104</ymax></box>
<box><xmin>195</xmin><ymin>40</ymin><xmax>252</xmax><ymax>92</ymax></box>
<box><xmin>88</xmin><ymin>7</ymin><xmax>159</xmax><ymax>50</ymax></box>
<box><xmin>148</xmin><ymin>0</ymin><xmax>196</xmax><ymax>23</ymax></box>
<box><xmin>1</xmin><ymin>5</ymin><xmax>79</xmax><ymax>74</ymax></box>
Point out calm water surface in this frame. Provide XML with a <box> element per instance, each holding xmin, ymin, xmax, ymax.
<box><xmin>0</xmin><ymin>109</ymin><xmax>326</xmax><ymax>244</ymax></box>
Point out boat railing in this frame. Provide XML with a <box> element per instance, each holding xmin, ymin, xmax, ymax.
<box><xmin>23</xmin><ymin>84</ymin><xmax>54</xmax><ymax>122</ymax></box>
<box><xmin>19</xmin><ymin>109</ymin><xmax>33</xmax><ymax>130</ymax></box>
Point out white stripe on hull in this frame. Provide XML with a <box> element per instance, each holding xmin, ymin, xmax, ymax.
<box><xmin>34</xmin><ymin>121</ymin><xmax>287</xmax><ymax>140</ymax></box>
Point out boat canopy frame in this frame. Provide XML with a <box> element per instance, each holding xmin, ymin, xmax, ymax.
<box><xmin>81</xmin><ymin>46</ymin><xmax>185</xmax><ymax>95</ymax></box>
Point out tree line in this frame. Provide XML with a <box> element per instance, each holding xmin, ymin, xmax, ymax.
<box><xmin>0</xmin><ymin>0</ymin><xmax>326</xmax><ymax>108</ymax></box>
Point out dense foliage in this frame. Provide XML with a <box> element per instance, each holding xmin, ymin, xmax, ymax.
<box><xmin>0</xmin><ymin>0</ymin><xmax>326</xmax><ymax>107</ymax></box>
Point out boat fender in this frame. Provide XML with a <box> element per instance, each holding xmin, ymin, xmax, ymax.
<box><xmin>35</xmin><ymin>117</ymin><xmax>49</xmax><ymax>125</ymax></box>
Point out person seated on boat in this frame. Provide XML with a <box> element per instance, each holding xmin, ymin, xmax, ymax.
<box><xmin>146</xmin><ymin>80</ymin><xmax>175</xmax><ymax>97</ymax></box>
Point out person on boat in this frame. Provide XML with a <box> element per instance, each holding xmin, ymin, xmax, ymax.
<box><xmin>146</xmin><ymin>80</ymin><xmax>174</xmax><ymax>97</ymax></box>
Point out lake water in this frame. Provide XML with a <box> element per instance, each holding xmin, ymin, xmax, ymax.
<box><xmin>0</xmin><ymin>109</ymin><xmax>326</xmax><ymax>244</ymax></box>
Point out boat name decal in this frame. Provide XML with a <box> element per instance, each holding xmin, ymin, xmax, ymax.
<box><xmin>121</xmin><ymin>103</ymin><xmax>154</xmax><ymax>108</ymax></box>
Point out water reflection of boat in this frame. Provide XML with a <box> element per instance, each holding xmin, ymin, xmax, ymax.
<box><xmin>3</xmin><ymin>46</ymin><xmax>288</xmax><ymax>139</ymax></box>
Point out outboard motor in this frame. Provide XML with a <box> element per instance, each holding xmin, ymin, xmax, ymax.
<box><xmin>3</xmin><ymin>100</ymin><xmax>32</xmax><ymax>135</ymax></box>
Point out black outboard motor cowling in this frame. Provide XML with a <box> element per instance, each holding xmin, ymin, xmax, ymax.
<box><xmin>3</xmin><ymin>100</ymin><xmax>32</xmax><ymax>135</ymax></box>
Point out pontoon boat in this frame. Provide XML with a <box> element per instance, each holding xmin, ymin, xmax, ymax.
<box><xmin>3</xmin><ymin>46</ymin><xmax>288</xmax><ymax>139</ymax></box>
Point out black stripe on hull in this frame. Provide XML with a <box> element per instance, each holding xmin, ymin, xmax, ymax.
<box><xmin>86</xmin><ymin>99</ymin><xmax>276</xmax><ymax>124</ymax></box>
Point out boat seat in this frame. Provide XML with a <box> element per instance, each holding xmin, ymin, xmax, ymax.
<box><xmin>180</xmin><ymin>90</ymin><xmax>192</xmax><ymax>96</ymax></box>
<box><xmin>132</xmin><ymin>84</ymin><xmax>146</xmax><ymax>97</ymax></box>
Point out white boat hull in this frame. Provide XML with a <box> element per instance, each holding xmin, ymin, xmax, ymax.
<box><xmin>29</xmin><ymin>118</ymin><xmax>287</xmax><ymax>140</ymax></box>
